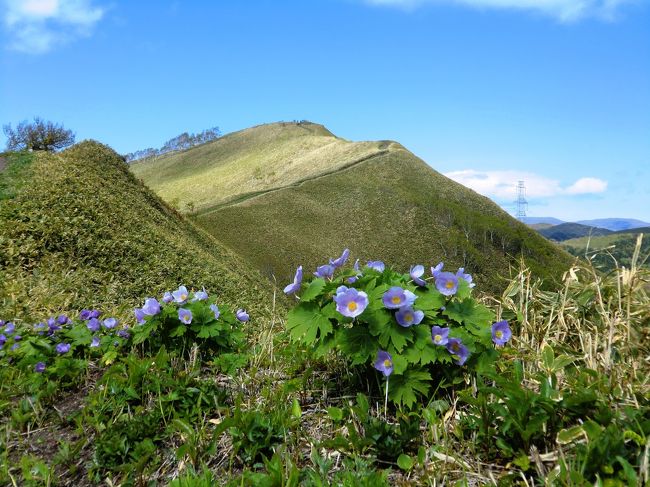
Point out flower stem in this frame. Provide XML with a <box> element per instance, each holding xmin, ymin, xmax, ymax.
<box><xmin>384</xmin><ymin>377</ymin><xmax>389</xmax><ymax>419</ymax></box>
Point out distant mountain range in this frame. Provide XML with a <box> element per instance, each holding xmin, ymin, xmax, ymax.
<box><xmin>522</xmin><ymin>217</ymin><xmax>649</xmax><ymax>232</ymax></box>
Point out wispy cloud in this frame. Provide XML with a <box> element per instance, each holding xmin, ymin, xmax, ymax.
<box><xmin>2</xmin><ymin>0</ymin><xmax>105</xmax><ymax>54</ymax></box>
<box><xmin>444</xmin><ymin>169</ymin><xmax>608</xmax><ymax>199</ymax></box>
<box><xmin>363</xmin><ymin>0</ymin><xmax>638</xmax><ymax>22</ymax></box>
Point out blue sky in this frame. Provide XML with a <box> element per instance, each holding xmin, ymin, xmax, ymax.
<box><xmin>1</xmin><ymin>0</ymin><xmax>649</xmax><ymax>221</ymax></box>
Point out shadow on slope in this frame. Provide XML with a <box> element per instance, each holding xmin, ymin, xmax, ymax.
<box><xmin>0</xmin><ymin>142</ymin><xmax>275</xmax><ymax>321</ymax></box>
<box><xmin>195</xmin><ymin>147</ymin><xmax>573</xmax><ymax>295</ymax></box>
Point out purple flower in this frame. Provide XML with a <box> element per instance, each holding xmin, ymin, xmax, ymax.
<box><xmin>11</xmin><ymin>343</ymin><xmax>19</xmax><ymax>351</ymax></box>
<box><xmin>87</xmin><ymin>317</ymin><xmax>101</xmax><ymax>332</ymax></box>
<box><xmin>395</xmin><ymin>306</ymin><xmax>424</xmax><ymax>327</ymax></box>
<box><xmin>34</xmin><ymin>362</ymin><xmax>46</xmax><ymax>373</ymax></box>
<box><xmin>366</xmin><ymin>260</ymin><xmax>385</xmax><ymax>272</ymax></box>
<box><xmin>79</xmin><ymin>309</ymin><xmax>92</xmax><ymax>320</ymax></box>
<box><xmin>134</xmin><ymin>308</ymin><xmax>146</xmax><ymax>325</ymax></box>
<box><xmin>56</xmin><ymin>314</ymin><xmax>69</xmax><ymax>325</ymax></box>
<box><xmin>142</xmin><ymin>298</ymin><xmax>161</xmax><ymax>316</ymax></box>
<box><xmin>89</xmin><ymin>310</ymin><xmax>101</xmax><ymax>319</ymax></box>
<box><xmin>491</xmin><ymin>320</ymin><xmax>512</xmax><ymax>346</ymax></box>
<box><xmin>162</xmin><ymin>291</ymin><xmax>174</xmax><ymax>303</ymax></box>
<box><xmin>330</xmin><ymin>248</ymin><xmax>350</xmax><ymax>268</ymax></box>
<box><xmin>178</xmin><ymin>308</ymin><xmax>193</xmax><ymax>324</ymax></box>
<box><xmin>103</xmin><ymin>317</ymin><xmax>118</xmax><ymax>329</ymax></box>
<box><xmin>446</xmin><ymin>338</ymin><xmax>470</xmax><ymax>365</ymax></box>
<box><xmin>4</xmin><ymin>322</ymin><xmax>15</xmax><ymax>334</ymax></box>
<box><xmin>56</xmin><ymin>343</ymin><xmax>71</xmax><ymax>354</ymax></box>
<box><xmin>34</xmin><ymin>322</ymin><xmax>46</xmax><ymax>334</ymax></box>
<box><xmin>382</xmin><ymin>287</ymin><xmax>417</xmax><ymax>309</ymax></box>
<box><xmin>117</xmin><ymin>329</ymin><xmax>130</xmax><ymax>339</ymax></box>
<box><xmin>456</xmin><ymin>268</ymin><xmax>475</xmax><ymax>288</ymax></box>
<box><xmin>192</xmin><ymin>289</ymin><xmax>208</xmax><ymax>302</ymax></box>
<box><xmin>284</xmin><ymin>266</ymin><xmax>303</xmax><ymax>295</ymax></box>
<box><xmin>347</xmin><ymin>259</ymin><xmax>363</xmax><ymax>284</ymax></box>
<box><xmin>314</xmin><ymin>264</ymin><xmax>335</xmax><ymax>279</ymax></box>
<box><xmin>209</xmin><ymin>303</ymin><xmax>220</xmax><ymax>320</ymax></box>
<box><xmin>172</xmin><ymin>285</ymin><xmax>189</xmax><ymax>303</ymax></box>
<box><xmin>236</xmin><ymin>309</ymin><xmax>250</xmax><ymax>322</ymax></box>
<box><xmin>0</xmin><ymin>334</ymin><xmax>6</xmax><ymax>346</ymax></box>
<box><xmin>90</xmin><ymin>336</ymin><xmax>101</xmax><ymax>348</ymax></box>
<box><xmin>410</xmin><ymin>265</ymin><xmax>427</xmax><ymax>286</ymax></box>
<box><xmin>13</xmin><ymin>335</ymin><xmax>21</xmax><ymax>341</ymax></box>
<box><xmin>47</xmin><ymin>318</ymin><xmax>61</xmax><ymax>334</ymax></box>
<box><xmin>431</xmin><ymin>262</ymin><xmax>444</xmax><ymax>277</ymax></box>
<box><xmin>374</xmin><ymin>350</ymin><xmax>394</xmax><ymax>377</ymax></box>
<box><xmin>333</xmin><ymin>288</ymin><xmax>369</xmax><ymax>318</ymax></box>
<box><xmin>435</xmin><ymin>272</ymin><xmax>458</xmax><ymax>296</ymax></box>
<box><xmin>431</xmin><ymin>326</ymin><xmax>450</xmax><ymax>346</ymax></box>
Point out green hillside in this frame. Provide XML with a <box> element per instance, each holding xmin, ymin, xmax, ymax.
<box><xmin>538</xmin><ymin>222</ymin><xmax>612</xmax><ymax>241</ymax></box>
<box><xmin>0</xmin><ymin>142</ymin><xmax>275</xmax><ymax>322</ymax></box>
<box><xmin>131</xmin><ymin>122</ymin><xmax>572</xmax><ymax>293</ymax></box>
<box><xmin>562</xmin><ymin>229</ymin><xmax>650</xmax><ymax>271</ymax></box>
<box><xmin>130</xmin><ymin>121</ymin><xmax>397</xmax><ymax>213</ymax></box>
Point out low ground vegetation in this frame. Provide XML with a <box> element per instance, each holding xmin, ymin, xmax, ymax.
<box><xmin>0</xmin><ymin>248</ymin><xmax>647</xmax><ymax>485</ymax></box>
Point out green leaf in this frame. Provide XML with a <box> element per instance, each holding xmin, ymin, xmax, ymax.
<box><xmin>377</xmin><ymin>323</ymin><xmax>412</xmax><ymax>352</ymax></box>
<box><xmin>367</xmin><ymin>284</ymin><xmax>390</xmax><ymax>310</ymax></box>
<box><xmin>170</xmin><ymin>324</ymin><xmax>187</xmax><ymax>337</ymax></box>
<box><xmin>301</xmin><ymin>278</ymin><xmax>326</xmax><ymax>302</ymax></box>
<box><xmin>173</xmin><ymin>418</ymin><xmax>195</xmax><ymax>437</ymax></box>
<box><xmin>392</xmin><ymin>353</ymin><xmax>408</xmax><ymax>375</ymax></box>
<box><xmin>286</xmin><ymin>302</ymin><xmax>333</xmax><ymax>344</ymax></box>
<box><xmin>444</xmin><ymin>299</ymin><xmax>494</xmax><ymax>327</ymax></box>
<box><xmin>291</xmin><ymin>399</ymin><xmax>302</xmax><ymax>419</ymax></box>
<box><xmin>414</xmin><ymin>289</ymin><xmax>445</xmax><ymax>311</ymax></box>
<box><xmin>132</xmin><ymin>324</ymin><xmax>153</xmax><ymax>345</ymax></box>
<box><xmin>557</xmin><ymin>425</ymin><xmax>584</xmax><ymax>444</ymax></box>
<box><xmin>389</xmin><ymin>368</ymin><xmax>431</xmax><ymax>409</ymax></box>
<box><xmin>196</xmin><ymin>323</ymin><xmax>220</xmax><ymax>338</ymax></box>
<box><xmin>327</xmin><ymin>407</ymin><xmax>344</xmax><ymax>421</ymax></box>
<box><xmin>337</xmin><ymin>326</ymin><xmax>378</xmax><ymax>365</ymax></box>
<box><xmin>397</xmin><ymin>454</ymin><xmax>414</xmax><ymax>471</ymax></box>
<box><xmin>366</xmin><ymin>308</ymin><xmax>391</xmax><ymax>337</ymax></box>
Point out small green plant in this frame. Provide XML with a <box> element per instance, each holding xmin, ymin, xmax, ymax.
<box><xmin>325</xmin><ymin>393</ymin><xmax>421</xmax><ymax>461</ymax></box>
<box><xmin>131</xmin><ymin>285</ymin><xmax>247</xmax><ymax>360</ymax></box>
<box><xmin>285</xmin><ymin>252</ymin><xmax>508</xmax><ymax>408</ymax></box>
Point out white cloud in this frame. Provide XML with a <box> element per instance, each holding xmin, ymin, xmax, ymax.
<box><xmin>565</xmin><ymin>176</ymin><xmax>608</xmax><ymax>194</ymax></box>
<box><xmin>363</xmin><ymin>0</ymin><xmax>639</xmax><ymax>22</ymax></box>
<box><xmin>2</xmin><ymin>0</ymin><xmax>105</xmax><ymax>53</ymax></box>
<box><xmin>444</xmin><ymin>169</ymin><xmax>607</xmax><ymax>199</ymax></box>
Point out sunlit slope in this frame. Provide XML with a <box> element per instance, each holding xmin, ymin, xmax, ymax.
<box><xmin>195</xmin><ymin>146</ymin><xmax>573</xmax><ymax>294</ymax></box>
<box><xmin>0</xmin><ymin>141</ymin><xmax>275</xmax><ymax>321</ymax></box>
<box><xmin>130</xmin><ymin>121</ymin><xmax>395</xmax><ymax>212</ymax></box>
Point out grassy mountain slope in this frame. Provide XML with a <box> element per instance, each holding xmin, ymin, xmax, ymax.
<box><xmin>562</xmin><ymin>228</ymin><xmax>650</xmax><ymax>271</ymax></box>
<box><xmin>538</xmin><ymin>222</ymin><xmax>612</xmax><ymax>241</ymax></box>
<box><xmin>130</xmin><ymin>121</ymin><xmax>398</xmax><ymax>213</ymax></box>
<box><xmin>133</xmin><ymin>123</ymin><xmax>573</xmax><ymax>293</ymax></box>
<box><xmin>0</xmin><ymin>142</ymin><xmax>275</xmax><ymax>322</ymax></box>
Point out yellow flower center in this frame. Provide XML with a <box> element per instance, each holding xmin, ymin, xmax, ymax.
<box><xmin>496</xmin><ymin>330</ymin><xmax>503</xmax><ymax>338</ymax></box>
<box><xmin>391</xmin><ymin>296</ymin><xmax>401</xmax><ymax>304</ymax></box>
<box><xmin>405</xmin><ymin>313</ymin><xmax>413</xmax><ymax>322</ymax></box>
<box><xmin>452</xmin><ymin>342</ymin><xmax>459</xmax><ymax>351</ymax></box>
<box><xmin>434</xmin><ymin>334</ymin><xmax>442</xmax><ymax>342</ymax></box>
<box><xmin>446</xmin><ymin>281</ymin><xmax>454</xmax><ymax>289</ymax></box>
<box><xmin>383</xmin><ymin>359</ymin><xmax>392</xmax><ymax>368</ymax></box>
<box><xmin>181</xmin><ymin>293</ymin><xmax>187</xmax><ymax>301</ymax></box>
<box><xmin>347</xmin><ymin>301</ymin><xmax>358</xmax><ymax>312</ymax></box>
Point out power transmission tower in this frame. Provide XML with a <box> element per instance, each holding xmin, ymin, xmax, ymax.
<box><xmin>515</xmin><ymin>180</ymin><xmax>528</xmax><ymax>220</ymax></box>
